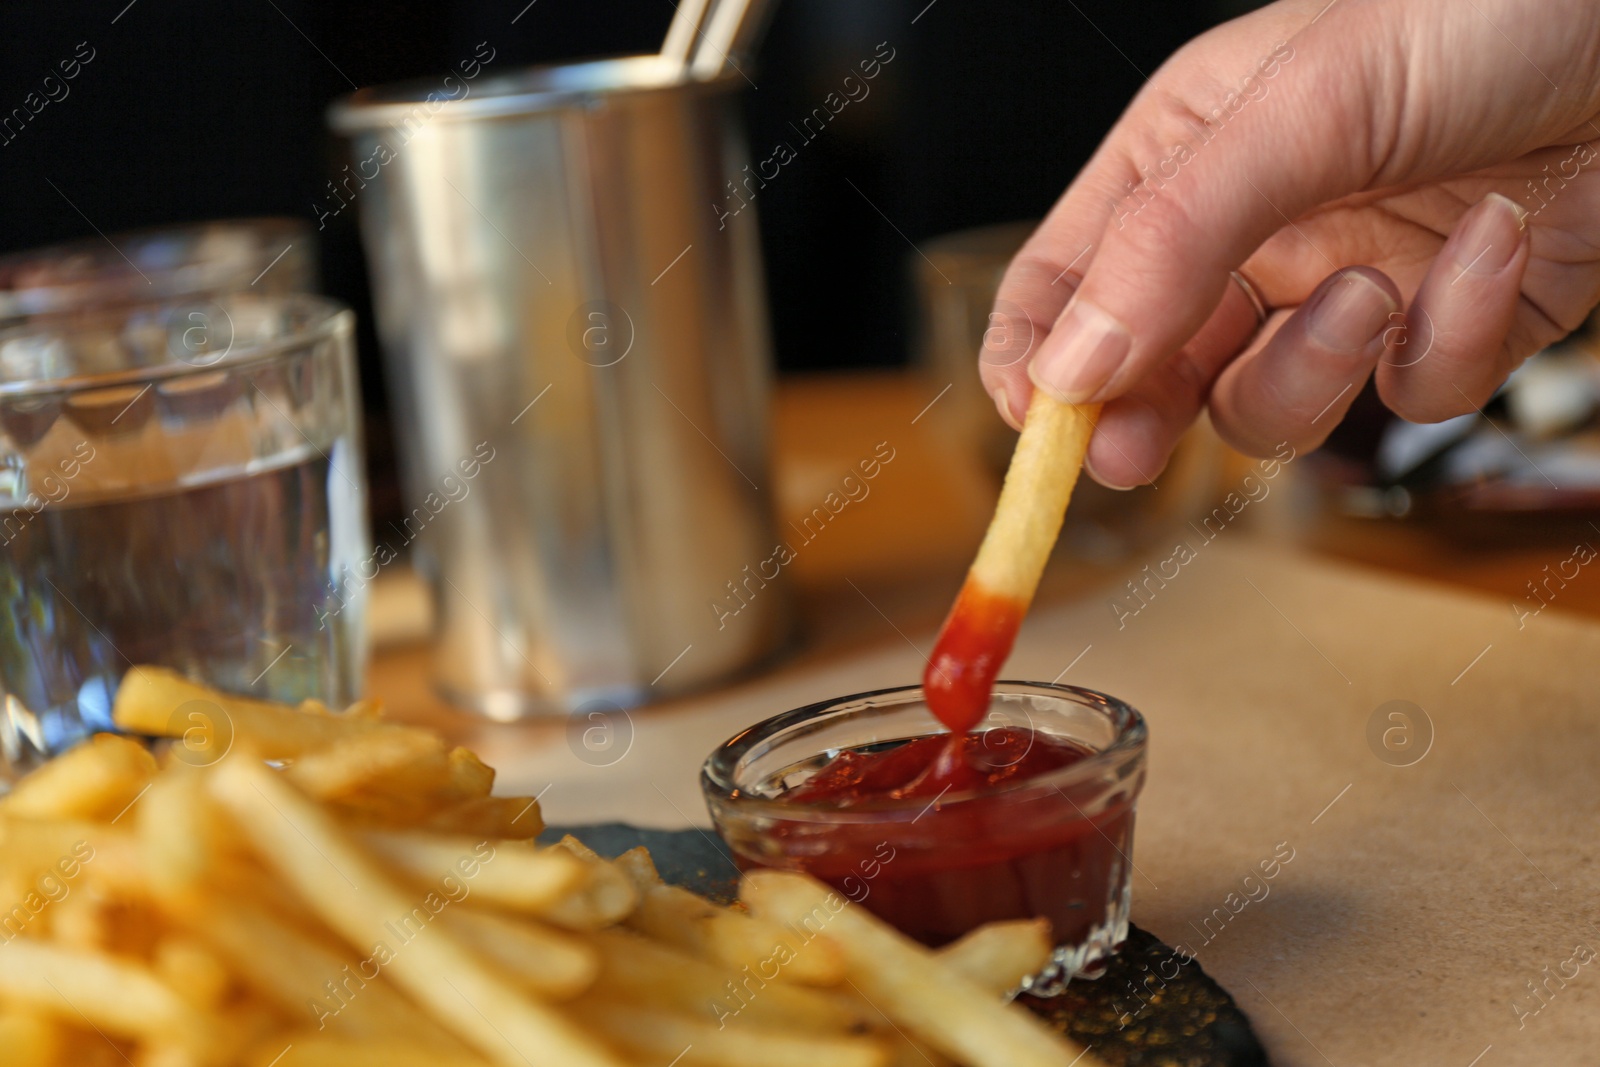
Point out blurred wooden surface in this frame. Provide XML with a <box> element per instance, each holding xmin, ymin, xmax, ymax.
<box><xmin>1289</xmin><ymin>507</ymin><xmax>1600</xmax><ymax>620</ymax></box>
<box><xmin>372</xmin><ymin>369</ymin><xmax>1600</xmax><ymax>730</ymax></box>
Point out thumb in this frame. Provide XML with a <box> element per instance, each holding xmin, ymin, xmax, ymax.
<box><xmin>1018</xmin><ymin>3</ymin><xmax>1387</xmax><ymax>407</ymax></box>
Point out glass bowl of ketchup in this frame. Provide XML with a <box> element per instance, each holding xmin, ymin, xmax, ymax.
<box><xmin>702</xmin><ymin>680</ymin><xmax>1146</xmax><ymax>993</ymax></box>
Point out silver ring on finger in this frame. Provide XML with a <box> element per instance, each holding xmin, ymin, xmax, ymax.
<box><xmin>1230</xmin><ymin>270</ymin><xmax>1270</xmax><ymax>326</ymax></box>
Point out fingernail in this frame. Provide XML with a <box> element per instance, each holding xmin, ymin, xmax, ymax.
<box><xmin>1083</xmin><ymin>451</ymin><xmax>1137</xmax><ymax>491</ymax></box>
<box><xmin>1027</xmin><ymin>298</ymin><xmax>1131</xmax><ymax>403</ymax></box>
<box><xmin>993</xmin><ymin>382</ymin><xmax>1022</xmax><ymax>431</ymax></box>
<box><xmin>1307</xmin><ymin>271</ymin><xmax>1398</xmax><ymax>352</ymax></box>
<box><xmin>1451</xmin><ymin>193</ymin><xmax>1528</xmax><ymax>276</ymax></box>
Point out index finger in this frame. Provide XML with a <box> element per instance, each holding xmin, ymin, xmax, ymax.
<box><xmin>978</xmin><ymin>227</ymin><xmax>1101</xmax><ymax>430</ymax></box>
<box><xmin>1004</xmin><ymin>7</ymin><xmax>1380</xmax><ymax>409</ymax></box>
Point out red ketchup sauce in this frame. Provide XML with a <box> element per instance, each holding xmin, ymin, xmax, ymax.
<box><xmin>923</xmin><ymin>579</ymin><xmax>1026</xmax><ymax>734</ymax></box>
<box><xmin>743</xmin><ymin>727</ymin><xmax>1135</xmax><ymax>949</ymax></box>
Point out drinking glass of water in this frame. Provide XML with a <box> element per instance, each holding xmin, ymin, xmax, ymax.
<box><xmin>0</xmin><ymin>294</ymin><xmax>369</xmax><ymax>777</ymax></box>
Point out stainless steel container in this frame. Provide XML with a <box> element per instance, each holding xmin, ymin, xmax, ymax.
<box><xmin>329</xmin><ymin>56</ymin><xmax>786</xmax><ymax>718</ymax></box>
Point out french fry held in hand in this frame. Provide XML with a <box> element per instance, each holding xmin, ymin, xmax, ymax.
<box><xmin>0</xmin><ymin>669</ymin><xmax>1099</xmax><ymax>1066</ymax></box>
<box><xmin>925</xmin><ymin>393</ymin><xmax>1100</xmax><ymax>731</ymax></box>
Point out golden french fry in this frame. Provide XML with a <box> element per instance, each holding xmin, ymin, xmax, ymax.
<box><xmin>969</xmin><ymin>394</ymin><xmax>1100</xmax><ymax>604</ymax></box>
<box><xmin>136</xmin><ymin>1043</ymin><xmax>205</xmax><ymax>1067</ymax></box>
<box><xmin>569</xmin><ymin>999</ymin><xmax>890</xmax><ymax>1067</ymax></box>
<box><xmin>0</xmin><ymin>816</ymin><xmax>142</xmax><ymax>896</ymax></box>
<box><xmin>549</xmin><ymin>834</ymin><xmax>606</xmax><ymax>864</ymax></box>
<box><xmin>358</xmin><ymin>830</ymin><xmax>585</xmax><ymax>914</ymax></box>
<box><xmin>936</xmin><ymin>919</ymin><xmax>1053</xmax><ymax>996</ymax></box>
<box><xmin>339</xmin><ymin>697</ymin><xmax>386</xmax><ymax>720</ymax></box>
<box><xmin>0</xmin><ymin>936</ymin><xmax>199</xmax><ymax>1041</ymax></box>
<box><xmin>705</xmin><ymin>902</ymin><xmax>850</xmax><ymax>987</ymax></box>
<box><xmin>880</xmin><ymin>1029</ymin><xmax>956</xmax><ymax>1067</ymax></box>
<box><xmin>153</xmin><ymin>936</ymin><xmax>233</xmax><ymax>1011</ymax></box>
<box><xmin>113</xmin><ymin>667</ymin><xmax>400</xmax><ymax>760</ymax></box>
<box><xmin>542</xmin><ymin>837</ymin><xmax>639</xmax><ymax>930</ymax></box>
<box><xmin>138</xmin><ymin>783</ymin><xmax>304</xmax><ymax>955</ymax></box>
<box><xmin>441</xmin><ymin>907</ymin><xmax>598</xmax><ymax>999</ymax></box>
<box><xmin>140</xmin><ymin>1003</ymin><xmax>289</xmax><ymax>1067</ymax></box>
<box><xmin>442</xmin><ymin>747</ymin><xmax>495</xmax><ymax>800</ymax></box>
<box><xmin>741</xmin><ymin>870</ymin><xmax>1098</xmax><ymax>1067</ymax></box>
<box><xmin>414</xmin><ymin>796</ymin><xmax>545</xmax><ymax>840</ymax></box>
<box><xmin>624</xmin><ymin>878</ymin><xmax>847</xmax><ymax>986</ymax></box>
<box><xmin>611</xmin><ymin>846</ymin><xmax>662</xmax><ymax>891</ymax></box>
<box><xmin>107</xmin><ymin>899</ymin><xmax>177</xmax><ymax>962</ymax></box>
<box><xmin>194</xmin><ymin>897</ymin><xmax>454</xmax><ymax>1046</ymax></box>
<box><xmin>193</xmin><ymin>896</ymin><xmax>348</xmax><ymax>1012</ymax></box>
<box><xmin>285</xmin><ymin>730</ymin><xmax>449</xmax><ymax>801</ymax></box>
<box><xmin>46</xmin><ymin>880</ymin><xmax>110</xmax><ymax>949</ymax></box>
<box><xmin>57</xmin><ymin>1030</ymin><xmax>132</xmax><ymax>1067</ymax></box>
<box><xmin>247</xmin><ymin>1035</ymin><xmax>494</xmax><ymax>1067</ymax></box>
<box><xmin>925</xmin><ymin>395</ymin><xmax>1101</xmax><ymax>730</ymax></box>
<box><xmin>2</xmin><ymin>733</ymin><xmax>156</xmax><ymax>821</ymax></box>
<box><xmin>610</xmin><ymin>840</ymin><xmax>847</xmax><ymax>984</ymax></box>
<box><xmin>287</xmin><ymin>731</ymin><xmax>461</xmax><ymax>829</ymax></box>
<box><xmin>0</xmin><ymin>1011</ymin><xmax>64</xmax><ymax>1067</ymax></box>
<box><xmin>326</xmin><ymin>780</ymin><xmax>450</xmax><ymax>828</ymax></box>
<box><xmin>588</xmin><ymin>927</ymin><xmax>869</xmax><ymax>1032</ymax></box>
<box><xmin>209</xmin><ymin>755</ymin><xmax>626</xmax><ymax>1067</ymax></box>
<box><xmin>136</xmin><ymin>766</ymin><xmax>236</xmax><ymax>910</ymax></box>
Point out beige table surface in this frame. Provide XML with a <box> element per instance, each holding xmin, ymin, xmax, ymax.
<box><xmin>376</xmin><ymin>536</ymin><xmax>1600</xmax><ymax>1067</ymax></box>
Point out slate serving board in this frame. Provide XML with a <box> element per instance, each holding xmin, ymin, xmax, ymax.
<box><xmin>543</xmin><ymin>823</ymin><xmax>1268</xmax><ymax>1067</ymax></box>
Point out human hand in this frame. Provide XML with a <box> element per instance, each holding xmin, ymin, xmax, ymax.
<box><xmin>981</xmin><ymin>0</ymin><xmax>1600</xmax><ymax>487</ymax></box>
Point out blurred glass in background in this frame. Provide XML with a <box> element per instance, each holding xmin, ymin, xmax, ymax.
<box><xmin>0</xmin><ymin>219</ymin><xmax>314</xmax><ymax>324</ymax></box>
<box><xmin>0</xmin><ymin>293</ymin><xmax>368</xmax><ymax>776</ymax></box>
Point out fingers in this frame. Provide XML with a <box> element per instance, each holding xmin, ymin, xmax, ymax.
<box><xmin>980</xmin><ymin>236</ymin><xmax>1098</xmax><ymax>432</ymax></box>
<box><xmin>1081</xmin><ymin>275</ymin><xmax>1264</xmax><ymax>488</ymax></box>
<box><xmin>1208</xmin><ymin>267</ymin><xmax>1400</xmax><ymax>455</ymax></box>
<box><xmin>982</xmin><ymin>0</ymin><xmax>1593</xmax><ymax>448</ymax></box>
<box><xmin>980</xmin><ymin>6</ymin><xmax>1337</xmax><ymax>428</ymax></box>
<box><xmin>1376</xmin><ymin>193</ymin><xmax>1532</xmax><ymax>422</ymax></box>
<box><xmin>1021</xmin><ymin>12</ymin><xmax>1385</xmax><ymax>409</ymax></box>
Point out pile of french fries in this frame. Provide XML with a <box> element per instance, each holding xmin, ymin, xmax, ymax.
<box><xmin>0</xmin><ymin>667</ymin><xmax>1098</xmax><ymax>1067</ymax></box>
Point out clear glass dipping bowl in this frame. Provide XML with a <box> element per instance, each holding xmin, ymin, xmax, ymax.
<box><xmin>702</xmin><ymin>680</ymin><xmax>1147</xmax><ymax>993</ymax></box>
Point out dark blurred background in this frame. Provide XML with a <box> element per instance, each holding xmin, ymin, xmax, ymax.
<box><xmin>0</xmin><ymin>0</ymin><xmax>1250</xmax><ymax>514</ymax></box>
